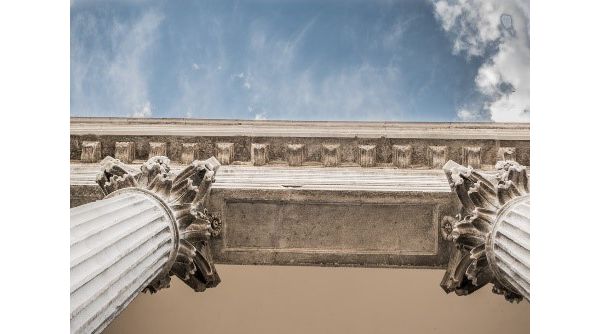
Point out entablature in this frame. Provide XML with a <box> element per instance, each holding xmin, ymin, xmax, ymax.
<box><xmin>71</xmin><ymin>117</ymin><xmax>530</xmax><ymax>169</ymax></box>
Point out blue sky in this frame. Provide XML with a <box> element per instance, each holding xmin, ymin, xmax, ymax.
<box><xmin>71</xmin><ymin>0</ymin><xmax>529</xmax><ymax>122</ymax></box>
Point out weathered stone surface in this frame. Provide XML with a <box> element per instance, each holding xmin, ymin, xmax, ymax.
<box><xmin>251</xmin><ymin>143</ymin><xmax>269</xmax><ymax>166</ymax></box>
<box><xmin>497</xmin><ymin>147</ymin><xmax>516</xmax><ymax>161</ymax></box>
<box><xmin>225</xmin><ymin>202</ymin><xmax>437</xmax><ymax>254</ymax></box>
<box><xmin>70</xmin><ymin>184</ymin><xmax>103</xmax><ymax>207</ymax></box>
<box><xmin>216</xmin><ymin>142</ymin><xmax>235</xmax><ymax>165</ymax></box>
<box><xmin>461</xmin><ymin>146</ymin><xmax>481</xmax><ymax>168</ymax></box>
<box><xmin>427</xmin><ymin>146</ymin><xmax>447</xmax><ymax>168</ymax></box>
<box><xmin>115</xmin><ymin>141</ymin><xmax>135</xmax><ymax>163</ymax></box>
<box><xmin>81</xmin><ymin>141</ymin><xmax>101</xmax><ymax>162</ymax></box>
<box><xmin>358</xmin><ymin>145</ymin><xmax>376</xmax><ymax>167</ymax></box>
<box><xmin>205</xmin><ymin>167</ymin><xmax>455</xmax><ymax>268</ymax></box>
<box><xmin>392</xmin><ymin>145</ymin><xmax>412</xmax><ymax>168</ymax></box>
<box><xmin>149</xmin><ymin>142</ymin><xmax>167</xmax><ymax>157</ymax></box>
<box><xmin>321</xmin><ymin>144</ymin><xmax>341</xmax><ymax>167</ymax></box>
<box><xmin>287</xmin><ymin>144</ymin><xmax>305</xmax><ymax>166</ymax></box>
<box><xmin>181</xmin><ymin>143</ymin><xmax>199</xmax><ymax>164</ymax></box>
<box><xmin>208</xmin><ymin>186</ymin><xmax>454</xmax><ymax>268</ymax></box>
<box><xmin>70</xmin><ymin>138</ymin><xmax>80</xmax><ymax>160</ymax></box>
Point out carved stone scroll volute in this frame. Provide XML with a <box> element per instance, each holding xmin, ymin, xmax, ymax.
<box><xmin>97</xmin><ymin>155</ymin><xmax>222</xmax><ymax>293</ymax></box>
<box><xmin>440</xmin><ymin>160</ymin><xmax>530</xmax><ymax>303</ymax></box>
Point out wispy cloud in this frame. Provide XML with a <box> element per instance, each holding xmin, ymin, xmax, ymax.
<box><xmin>71</xmin><ymin>7</ymin><xmax>163</xmax><ymax>117</ymax></box>
<box><xmin>72</xmin><ymin>1</ymin><xmax>487</xmax><ymax>121</ymax></box>
<box><xmin>175</xmin><ymin>15</ymin><xmax>407</xmax><ymax>121</ymax></box>
<box><xmin>432</xmin><ymin>0</ymin><xmax>529</xmax><ymax>122</ymax></box>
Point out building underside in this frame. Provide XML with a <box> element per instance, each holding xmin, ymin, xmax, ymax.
<box><xmin>70</xmin><ymin>118</ymin><xmax>530</xmax><ymax>333</ymax></box>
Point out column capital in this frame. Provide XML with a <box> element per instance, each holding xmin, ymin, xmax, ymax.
<box><xmin>96</xmin><ymin>155</ymin><xmax>222</xmax><ymax>293</ymax></box>
<box><xmin>440</xmin><ymin>160</ymin><xmax>529</xmax><ymax>302</ymax></box>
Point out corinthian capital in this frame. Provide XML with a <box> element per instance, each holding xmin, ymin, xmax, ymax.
<box><xmin>96</xmin><ymin>155</ymin><xmax>222</xmax><ymax>293</ymax></box>
<box><xmin>441</xmin><ymin>160</ymin><xmax>530</xmax><ymax>302</ymax></box>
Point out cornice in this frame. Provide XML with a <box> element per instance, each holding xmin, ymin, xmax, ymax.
<box><xmin>70</xmin><ymin>118</ymin><xmax>529</xmax><ymax>169</ymax></box>
<box><xmin>71</xmin><ymin>117</ymin><xmax>529</xmax><ymax>140</ymax></box>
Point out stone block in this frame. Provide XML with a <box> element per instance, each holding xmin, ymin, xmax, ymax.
<box><xmin>81</xmin><ymin>141</ymin><xmax>101</xmax><ymax>163</ymax></box>
<box><xmin>216</xmin><ymin>143</ymin><xmax>235</xmax><ymax>165</ymax></box>
<box><xmin>149</xmin><ymin>142</ymin><xmax>167</xmax><ymax>157</ymax></box>
<box><xmin>251</xmin><ymin>143</ymin><xmax>269</xmax><ymax>166</ymax></box>
<box><xmin>427</xmin><ymin>146</ymin><xmax>448</xmax><ymax>169</ymax></box>
<box><xmin>461</xmin><ymin>146</ymin><xmax>481</xmax><ymax>168</ymax></box>
<box><xmin>497</xmin><ymin>147</ymin><xmax>516</xmax><ymax>161</ymax></box>
<box><xmin>115</xmin><ymin>142</ymin><xmax>135</xmax><ymax>163</ymax></box>
<box><xmin>392</xmin><ymin>145</ymin><xmax>412</xmax><ymax>168</ymax></box>
<box><xmin>322</xmin><ymin>144</ymin><xmax>341</xmax><ymax>167</ymax></box>
<box><xmin>181</xmin><ymin>143</ymin><xmax>199</xmax><ymax>164</ymax></box>
<box><xmin>287</xmin><ymin>144</ymin><xmax>305</xmax><ymax>166</ymax></box>
<box><xmin>357</xmin><ymin>145</ymin><xmax>376</xmax><ymax>167</ymax></box>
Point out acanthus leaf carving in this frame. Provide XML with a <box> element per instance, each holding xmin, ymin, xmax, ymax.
<box><xmin>440</xmin><ymin>160</ymin><xmax>529</xmax><ymax>303</ymax></box>
<box><xmin>97</xmin><ymin>155</ymin><xmax>222</xmax><ymax>294</ymax></box>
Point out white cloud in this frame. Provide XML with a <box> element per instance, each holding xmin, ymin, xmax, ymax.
<box><xmin>457</xmin><ymin>108</ymin><xmax>478</xmax><ymax>121</ymax></box>
<box><xmin>432</xmin><ymin>0</ymin><xmax>529</xmax><ymax>122</ymax></box>
<box><xmin>71</xmin><ymin>8</ymin><xmax>163</xmax><ymax>117</ymax></box>
<box><xmin>132</xmin><ymin>101</ymin><xmax>152</xmax><ymax>118</ymax></box>
<box><xmin>254</xmin><ymin>112</ymin><xmax>267</xmax><ymax>120</ymax></box>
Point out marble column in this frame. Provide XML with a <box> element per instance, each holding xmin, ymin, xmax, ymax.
<box><xmin>440</xmin><ymin>160</ymin><xmax>530</xmax><ymax>302</ymax></box>
<box><xmin>70</xmin><ymin>156</ymin><xmax>222</xmax><ymax>333</ymax></box>
<box><xmin>486</xmin><ymin>195</ymin><xmax>530</xmax><ymax>300</ymax></box>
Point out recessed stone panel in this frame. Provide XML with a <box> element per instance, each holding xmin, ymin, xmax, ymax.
<box><xmin>224</xmin><ymin>201</ymin><xmax>437</xmax><ymax>255</ymax></box>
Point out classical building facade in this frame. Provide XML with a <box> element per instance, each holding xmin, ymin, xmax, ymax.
<box><xmin>70</xmin><ymin>118</ymin><xmax>530</xmax><ymax>333</ymax></box>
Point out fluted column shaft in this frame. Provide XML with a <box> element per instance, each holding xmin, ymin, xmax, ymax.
<box><xmin>487</xmin><ymin>195</ymin><xmax>530</xmax><ymax>300</ymax></box>
<box><xmin>70</xmin><ymin>188</ymin><xmax>178</xmax><ymax>334</ymax></box>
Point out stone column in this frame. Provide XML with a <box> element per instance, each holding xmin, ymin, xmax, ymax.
<box><xmin>440</xmin><ymin>160</ymin><xmax>530</xmax><ymax>302</ymax></box>
<box><xmin>70</xmin><ymin>156</ymin><xmax>222</xmax><ymax>334</ymax></box>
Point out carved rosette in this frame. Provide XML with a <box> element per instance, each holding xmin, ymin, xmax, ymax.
<box><xmin>440</xmin><ymin>160</ymin><xmax>529</xmax><ymax>302</ymax></box>
<box><xmin>96</xmin><ymin>155</ymin><xmax>222</xmax><ymax>293</ymax></box>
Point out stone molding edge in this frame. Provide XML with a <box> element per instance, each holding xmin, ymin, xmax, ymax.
<box><xmin>439</xmin><ymin>160</ymin><xmax>529</xmax><ymax>303</ymax></box>
<box><xmin>70</xmin><ymin>117</ymin><xmax>530</xmax><ymax>140</ymax></box>
<box><xmin>97</xmin><ymin>155</ymin><xmax>222</xmax><ymax>293</ymax></box>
